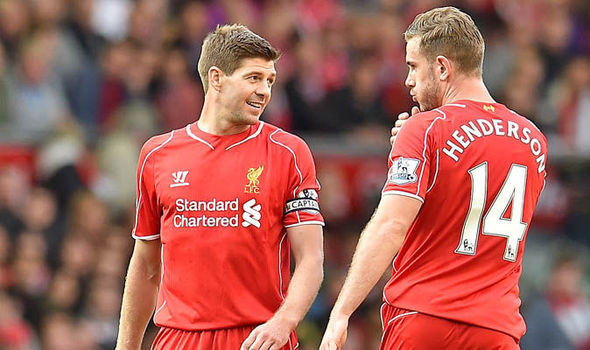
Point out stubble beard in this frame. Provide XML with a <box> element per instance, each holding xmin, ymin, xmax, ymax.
<box><xmin>418</xmin><ymin>70</ymin><xmax>442</xmax><ymax>112</ymax></box>
<box><xmin>226</xmin><ymin>110</ymin><xmax>259</xmax><ymax>126</ymax></box>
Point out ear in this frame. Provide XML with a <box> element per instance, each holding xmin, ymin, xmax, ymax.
<box><xmin>436</xmin><ymin>56</ymin><xmax>452</xmax><ymax>81</ymax></box>
<box><xmin>208</xmin><ymin>66</ymin><xmax>223</xmax><ymax>92</ymax></box>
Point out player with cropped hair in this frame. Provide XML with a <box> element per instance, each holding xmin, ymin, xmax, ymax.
<box><xmin>321</xmin><ymin>7</ymin><xmax>548</xmax><ymax>350</ymax></box>
<box><xmin>116</xmin><ymin>24</ymin><xmax>324</xmax><ymax>350</ymax></box>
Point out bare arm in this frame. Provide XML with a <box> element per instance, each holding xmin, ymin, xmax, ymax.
<box><xmin>116</xmin><ymin>239</ymin><xmax>162</xmax><ymax>350</ymax></box>
<box><xmin>241</xmin><ymin>224</ymin><xmax>324</xmax><ymax>350</ymax></box>
<box><xmin>320</xmin><ymin>195</ymin><xmax>422</xmax><ymax>350</ymax></box>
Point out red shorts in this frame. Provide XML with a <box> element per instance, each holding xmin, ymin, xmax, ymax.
<box><xmin>151</xmin><ymin>325</ymin><xmax>298</xmax><ymax>350</ymax></box>
<box><xmin>379</xmin><ymin>304</ymin><xmax>519</xmax><ymax>350</ymax></box>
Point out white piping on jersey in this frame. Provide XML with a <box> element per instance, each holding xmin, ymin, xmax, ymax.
<box><xmin>416</xmin><ymin>110</ymin><xmax>447</xmax><ymax>197</ymax></box>
<box><xmin>185</xmin><ymin>124</ymin><xmax>214</xmax><ymax>150</ymax></box>
<box><xmin>278</xmin><ymin>232</ymin><xmax>288</xmax><ymax>300</ymax></box>
<box><xmin>426</xmin><ymin>150</ymin><xmax>440</xmax><ymax>193</ymax></box>
<box><xmin>383</xmin><ymin>288</ymin><xmax>392</xmax><ymax>306</ymax></box>
<box><xmin>132</xmin><ymin>131</ymin><xmax>174</xmax><ymax>239</ymax></box>
<box><xmin>284</xmin><ymin>220</ymin><xmax>325</xmax><ymax>228</ymax></box>
<box><xmin>391</xmin><ymin>252</ymin><xmax>399</xmax><ymax>274</ymax></box>
<box><xmin>379</xmin><ymin>307</ymin><xmax>419</xmax><ymax>344</ymax></box>
<box><xmin>269</xmin><ymin>129</ymin><xmax>303</xmax><ymax>197</ymax></box>
<box><xmin>153</xmin><ymin>300</ymin><xmax>167</xmax><ymax>321</ymax></box>
<box><xmin>225</xmin><ymin>122</ymin><xmax>265</xmax><ymax>150</ymax></box>
<box><xmin>133</xmin><ymin>233</ymin><xmax>160</xmax><ymax>240</ymax></box>
<box><xmin>386</xmin><ymin>311</ymin><xmax>418</xmax><ymax>327</ymax></box>
<box><xmin>382</xmin><ymin>190</ymin><xmax>424</xmax><ymax>203</ymax></box>
<box><xmin>445</xmin><ymin>103</ymin><xmax>466</xmax><ymax>108</ymax></box>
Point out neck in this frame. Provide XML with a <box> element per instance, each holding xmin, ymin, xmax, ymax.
<box><xmin>197</xmin><ymin>96</ymin><xmax>251</xmax><ymax>135</ymax></box>
<box><xmin>442</xmin><ymin>75</ymin><xmax>495</xmax><ymax>106</ymax></box>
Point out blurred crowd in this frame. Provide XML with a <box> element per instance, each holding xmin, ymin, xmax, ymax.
<box><xmin>0</xmin><ymin>0</ymin><xmax>589</xmax><ymax>349</ymax></box>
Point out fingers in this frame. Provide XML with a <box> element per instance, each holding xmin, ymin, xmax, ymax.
<box><xmin>411</xmin><ymin>106</ymin><xmax>420</xmax><ymax>115</ymax></box>
<box><xmin>397</xmin><ymin>112</ymin><xmax>410</xmax><ymax>120</ymax></box>
<box><xmin>241</xmin><ymin>327</ymin><xmax>286</xmax><ymax>350</ymax></box>
<box><xmin>241</xmin><ymin>330</ymin><xmax>258</xmax><ymax>350</ymax></box>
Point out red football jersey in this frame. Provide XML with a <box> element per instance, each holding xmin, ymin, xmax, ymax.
<box><xmin>382</xmin><ymin>100</ymin><xmax>547</xmax><ymax>340</ymax></box>
<box><xmin>132</xmin><ymin>121</ymin><xmax>324</xmax><ymax>330</ymax></box>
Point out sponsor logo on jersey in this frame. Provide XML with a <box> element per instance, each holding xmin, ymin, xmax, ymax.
<box><xmin>388</xmin><ymin>157</ymin><xmax>419</xmax><ymax>185</ymax></box>
<box><xmin>245</xmin><ymin>166</ymin><xmax>264</xmax><ymax>193</ymax></box>
<box><xmin>170</xmin><ymin>171</ymin><xmax>189</xmax><ymax>187</ymax></box>
<box><xmin>285</xmin><ymin>189</ymin><xmax>320</xmax><ymax>214</ymax></box>
<box><xmin>242</xmin><ymin>198</ymin><xmax>261</xmax><ymax>228</ymax></box>
<box><xmin>483</xmin><ymin>105</ymin><xmax>495</xmax><ymax>112</ymax></box>
<box><xmin>173</xmin><ymin>197</ymin><xmax>262</xmax><ymax>229</ymax></box>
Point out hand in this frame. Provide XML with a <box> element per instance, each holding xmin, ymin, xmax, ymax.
<box><xmin>390</xmin><ymin>106</ymin><xmax>420</xmax><ymax>145</ymax></box>
<box><xmin>319</xmin><ymin>315</ymin><xmax>349</xmax><ymax>350</ymax></box>
<box><xmin>241</xmin><ymin>317</ymin><xmax>293</xmax><ymax>350</ymax></box>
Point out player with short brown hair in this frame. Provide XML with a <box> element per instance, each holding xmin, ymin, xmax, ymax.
<box><xmin>116</xmin><ymin>24</ymin><xmax>324</xmax><ymax>350</ymax></box>
<box><xmin>321</xmin><ymin>7</ymin><xmax>548</xmax><ymax>350</ymax></box>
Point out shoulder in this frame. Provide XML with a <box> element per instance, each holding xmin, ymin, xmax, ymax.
<box><xmin>508</xmin><ymin>109</ymin><xmax>548</xmax><ymax>143</ymax></box>
<box><xmin>434</xmin><ymin>103</ymin><xmax>472</xmax><ymax>119</ymax></box>
<box><xmin>401</xmin><ymin>109</ymin><xmax>447</xmax><ymax>135</ymax></box>
<box><xmin>264</xmin><ymin>123</ymin><xmax>311</xmax><ymax>153</ymax></box>
<box><xmin>140</xmin><ymin>130</ymin><xmax>176</xmax><ymax>156</ymax></box>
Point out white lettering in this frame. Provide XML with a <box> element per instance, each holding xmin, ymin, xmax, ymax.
<box><xmin>477</xmin><ymin>119</ymin><xmax>494</xmax><ymax>136</ymax></box>
<box><xmin>461</xmin><ymin>122</ymin><xmax>482</xmax><ymax>142</ymax></box>
<box><xmin>173</xmin><ymin>214</ymin><xmax>240</xmax><ymax>227</ymax></box>
<box><xmin>530</xmin><ymin>138</ymin><xmax>542</xmax><ymax>156</ymax></box>
<box><xmin>452</xmin><ymin>130</ymin><xmax>470</xmax><ymax>148</ymax></box>
<box><xmin>507</xmin><ymin>121</ymin><xmax>520</xmax><ymax>140</ymax></box>
<box><xmin>442</xmin><ymin>140</ymin><xmax>463</xmax><ymax>162</ymax></box>
<box><xmin>441</xmin><ymin>118</ymin><xmax>546</xmax><ymax>174</ymax></box>
<box><xmin>492</xmin><ymin>119</ymin><xmax>505</xmax><ymax>136</ymax></box>
<box><xmin>536</xmin><ymin>153</ymin><xmax>546</xmax><ymax>173</ymax></box>
<box><xmin>521</xmin><ymin>128</ymin><xmax>531</xmax><ymax>144</ymax></box>
<box><xmin>176</xmin><ymin>198</ymin><xmax>185</xmax><ymax>212</ymax></box>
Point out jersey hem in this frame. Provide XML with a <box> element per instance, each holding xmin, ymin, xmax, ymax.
<box><xmin>382</xmin><ymin>191</ymin><xmax>425</xmax><ymax>203</ymax></box>
<box><xmin>132</xmin><ymin>233</ymin><xmax>161</xmax><ymax>240</ymax></box>
<box><xmin>284</xmin><ymin>221</ymin><xmax>325</xmax><ymax>228</ymax></box>
<box><xmin>385</xmin><ymin>301</ymin><xmax>522</xmax><ymax>341</ymax></box>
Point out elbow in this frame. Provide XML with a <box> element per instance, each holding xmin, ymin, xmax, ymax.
<box><xmin>375</xmin><ymin>217</ymin><xmax>410</xmax><ymax>244</ymax></box>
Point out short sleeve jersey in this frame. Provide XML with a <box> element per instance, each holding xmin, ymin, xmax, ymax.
<box><xmin>133</xmin><ymin>121</ymin><xmax>324</xmax><ymax>331</ymax></box>
<box><xmin>382</xmin><ymin>100</ymin><xmax>548</xmax><ymax>340</ymax></box>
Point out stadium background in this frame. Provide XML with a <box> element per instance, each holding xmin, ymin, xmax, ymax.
<box><xmin>0</xmin><ymin>0</ymin><xmax>589</xmax><ymax>349</ymax></box>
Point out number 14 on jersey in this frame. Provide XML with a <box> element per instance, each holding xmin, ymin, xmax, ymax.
<box><xmin>455</xmin><ymin>162</ymin><xmax>528</xmax><ymax>262</ymax></box>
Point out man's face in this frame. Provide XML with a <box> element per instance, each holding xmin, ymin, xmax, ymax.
<box><xmin>218</xmin><ymin>57</ymin><xmax>276</xmax><ymax>126</ymax></box>
<box><xmin>404</xmin><ymin>37</ymin><xmax>442</xmax><ymax>112</ymax></box>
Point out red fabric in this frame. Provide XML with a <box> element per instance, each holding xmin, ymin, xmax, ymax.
<box><xmin>382</xmin><ymin>100</ymin><xmax>548</xmax><ymax>340</ymax></box>
<box><xmin>133</xmin><ymin>121</ymin><xmax>323</xmax><ymax>330</ymax></box>
<box><xmin>379</xmin><ymin>305</ymin><xmax>519</xmax><ymax>350</ymax></box>
<box><xmin>152</xmin><ymin>326</ymin><xmax>298</xmax><ymax>350</ymax></box>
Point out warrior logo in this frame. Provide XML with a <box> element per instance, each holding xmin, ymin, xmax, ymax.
<box><xmin>170</xmin><ymin>171</ymin><xmax>189</xmax><ymax>187</ymax></box>
<box><xmin>245</xmin><ymin>166</ymin><xmax>264</xmax><ymax>193</ymax></box>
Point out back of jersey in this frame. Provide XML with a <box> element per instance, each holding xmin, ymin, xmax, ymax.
<box><xmin>382</xmin><ymin>100</ymin><xmax>548</xmax><ymax>340</ymax></box>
